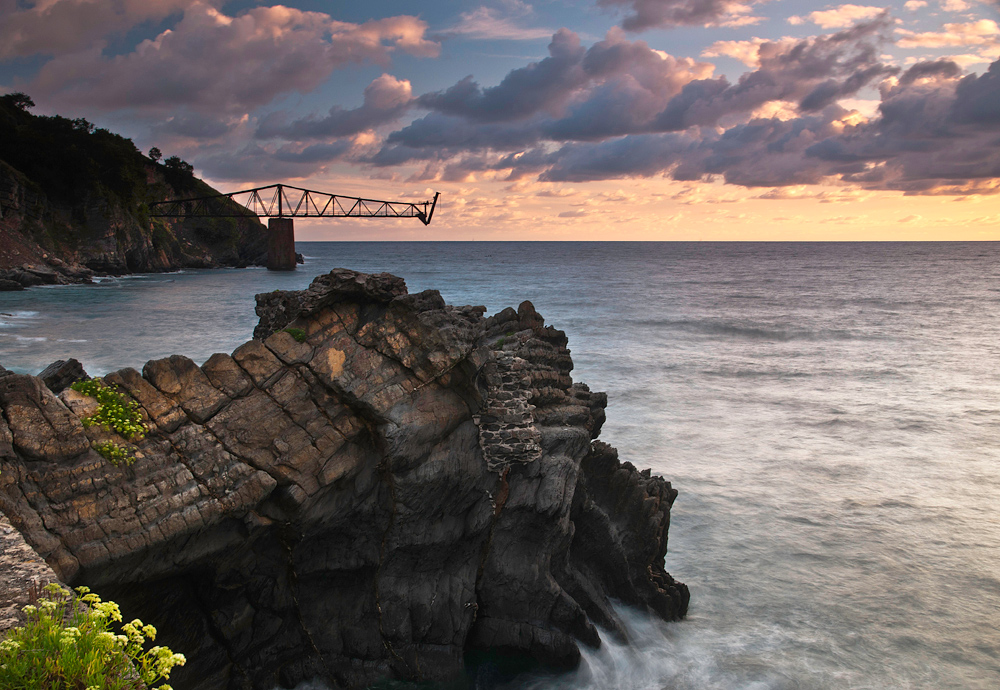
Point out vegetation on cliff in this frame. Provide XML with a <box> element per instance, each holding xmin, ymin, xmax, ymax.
<box><xmin>69</xmin><ymin>378</ymin><xmax>148</xmax><ymax>465</ymax></box>
<box><xmin>0</xmin><ymin>92</ymin><xmax>268</xmax><ymax>276</ymax></box>
<box><xmin>0</xmin><ymin>582</ymin><xmax>184</xmax><ymax>690</ymax></box>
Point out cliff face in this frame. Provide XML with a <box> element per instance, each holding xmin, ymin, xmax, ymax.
<box><xmin>0</xmin><ymin>96</ymin><xmax>270</xmax><ymax>280</ymax></box>
<box><xmin>0</xmin><ymin>269</ymin><xmax>688</xmax><ymax>689</ymax></box>
<box><xmin>0</xmin><ymin>158</ymin><xmax>269</xmax><ymax>281</ymax></box>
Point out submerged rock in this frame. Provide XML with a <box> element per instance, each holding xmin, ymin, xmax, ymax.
<box><xmin>0</xmin><ymin>269</ymin><xmax>689</xmax><ymax>689</ymax></box>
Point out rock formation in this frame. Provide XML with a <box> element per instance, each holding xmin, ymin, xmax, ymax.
<box><xmin>0</xmin><ymin>269</ymin><xmax>688</xmax><ymax>689</ymax></box>
<box><xmin>0</xmin><ymin>158</ymin><xmax>270</xmax><ymax>279</ymax></box>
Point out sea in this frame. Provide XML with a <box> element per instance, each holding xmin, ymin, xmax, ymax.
<box><xmin>1</xmin><ymin>242</ymin><xmax>999</xmax><ymax>690</ymax></box>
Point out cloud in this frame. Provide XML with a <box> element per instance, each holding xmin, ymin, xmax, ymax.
<box><xmin>197</xmin><ymin>137</ymin><xmax>360</xmax><ymax>181</ymax></box>
<box><xmin>702</xmin><ymin>38</ymin><xmax>791</xmax><ymax>67</ymax></box>
<box><xmin>256</xmin><ymin>74</ymin><xmax>413</xmax><ymax>140</ymax></box>
<box><xmin>802</xmin><ymin>59</ymin><xmax>1000</xmax><ymax>194</ymax></box>
<box><xmin>0</xmin><ymin>0</ymin><xmax>207</xmax><ymax>60</ymax></box>
<box><xmin>376</xmin><ymin>28</ymin><xmax>715</xmax><ymax>164</ymax></box>
<box><xmin>416</xmin><ymin>29</ymin><xmax>588</xmax><ymax>122</ymax></box>
<box><xmin>656</xmin><ymin>15</ymin><xmax>897</xmax><ymax>129</ymax></box>
<box><xmin>29</xmin><ymin>4</ymin><xmax>439</xmax><ymax>113</ymax></box>
<box><xmin>903</xmin><ymin>0</ymin><xmax>928</xmax><ymax>9</ymax></box>
<box><xmin>442</xmin><ymin>1</ymin><xmax>554</xmax><ymax>40</ymax></box>
<box><xmin>939</xmin><ymin>0</ymin><xmax>970</xmax><ymax>11</ymax></box>
<box><xmin>896</xmin><ymin>20</ymin><xmax>1000</xmax><ymax>48</ymax></box>
<box><xmin>951</xmin><ymin>57</ymin><xmax>1000</xmax><ymax>125</ymax></box>
<box><xmin>597</xmin><ymin>0</ymin><xmax>766</xmax><ymax>31</ymax></box>
<box><xmin>788</xmin><ymin>5</ymin><xmax>885</xmax><ymax>30</ymax></box>
<box><xmin>898</xmin><ymin>58</ymin><xmax>962</xmax><ymax>84</ymax></box>
<box><xmin>371</xmin><ymin>20</ymin><xmax>909</xmax><ymax>188</ymax></box>
<box><xmin>151</xmin><ymin>111</ymin><xmax>242</xmax><ymax>139</ymax></box>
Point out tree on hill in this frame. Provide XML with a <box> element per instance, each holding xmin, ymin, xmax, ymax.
<box><xmin>163</xmin><ymin>156</ymin><xmax>194</xmax><ymax>174</ymax></box>
<box><xmin>1</xmin><ymin>92</ymin><xmax>34</xmax><ymax>111</ymax></box>
<box><xmin>148</xmin><ymin>147</ymin><xmax>162</xmax><ymax>163</ymax></box>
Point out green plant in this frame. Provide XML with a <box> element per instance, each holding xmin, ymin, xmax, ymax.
<box><xmin>493</xmin><ymin>337</ymin><xmax>506</xmax><ymax>349</ymax></box>
<box><xmin>0</xmin><ymin>583</ymin><xmax>185</xmax><ymax>690</ymax></box>
<box><xmin>70</xmin><ymin>379</ymin><xmax>148</xmax><ymax>466</ymax></box>
<box><xmin>282</xmin><ymin>327</ymin><xmax>306</xmax><ymax>343</ymax></box>
<box><xmin>93</xmin><ymin>440</ymin><xmax>130</xmax><ymax>465</ymax></box>
<box><xmin>71</xmin><ymin>379</ymin><xmax>147</xmax><ymax>440</ymax></box>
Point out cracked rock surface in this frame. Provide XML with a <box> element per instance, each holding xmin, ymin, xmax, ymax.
<box><xmin>0</xmin><ymin>268</ymin><xmax>688</xmax><ymax>689</ymax></box>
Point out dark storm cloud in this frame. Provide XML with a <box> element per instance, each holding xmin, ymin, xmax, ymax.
<box><xmin>381</xmin><ymin>113</ymin><xmax>546</xmax><ymax>154</ymax></box>
<box><xmin>803</xmin><ymin>59</ymin><xmax>1000</xmax><ymax>193</ymax></box>
<box><xmin>655</xmin><ymin>14</ymin><xmax>896</xmax><ymax>129</ymax></box>
<box><xmin>416</xmin><ymin>29</ymin><xmax>588</xmax><ymax>122</ymax></box>
<box><xmin>371</xmin><ymin>28</ymin><xmax>713</xmax><ymax>164</ymax></box>
<box><xmin>951</xmin><ymin>59</ymin><xmax>1000</xmax><ymax>126</ymax></box>
<box><xmin>539</xmin><ymin>133</ymin><xmax>698</xmax><ymax>181</ymax></box>
<box><xmin>899</xmin><ymin>59</ymin><xmax>962</xmax><ymax>86</ymax></box>
<box><xmin>151</xmin><ymin>112</ymin><xmax>236</xmax><ymax>139</ymax></box>
<box><xmin>256</xmin><ymin>75</ymin><xmax>414</xmax><ymax>140</ymax></box>
<box><xmin>372</xmin><ymin>21</ymin><xmax>893</xmax><ymax>170</ymax></box>
<box><xmin>196</xmin><ymin>138</ymin><xmax>354</xmax><ymax>181</ymax></box>
<box><xmin>273</xmin><ymin>141</ymin><xmax>354</xmax><ymax>164</ymax></box>
<box><xmin>539</xmin><ymin>108</ymin><xmax>849</xmax><ymax>185</ymax></box>
<box><xmin>597</xmin><ymin>0</ymin><xmax>764</xmax><ymax>31</ymax></box>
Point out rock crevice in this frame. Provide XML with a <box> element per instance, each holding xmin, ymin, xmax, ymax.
<box><xmin>0</xmin><ymin>268</ymin><xmax>688</xmax><ymax>689</ymax></box>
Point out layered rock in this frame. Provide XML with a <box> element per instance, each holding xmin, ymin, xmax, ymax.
<box><xmin>0</xmin><ymin>269</ymin><xmax>688</xmax><ymax>689</ymax></box>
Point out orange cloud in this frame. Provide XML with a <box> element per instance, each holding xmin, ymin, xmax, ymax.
<box><xmin>788</xmin><ymin>4</ymin><xmax>885</xmax><ymax>30</ymax></box>
<box><xmin>896</xmin><ymin>20</ymin><xmax>1000</xmax><ymax>48</ymax></box>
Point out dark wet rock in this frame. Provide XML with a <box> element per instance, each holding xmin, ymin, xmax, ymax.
<box><xmin>0</xmin><ymin>268</ymin><xmax>688</xmax><ymax>690</ymax></box>
<box><xmin>38</xmin><ymin>358</ymin><xmax>88</xmax><ymax>394</ymax></box>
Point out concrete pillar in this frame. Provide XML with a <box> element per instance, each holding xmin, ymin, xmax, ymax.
<box><xmin>267</xmin><ymin>217</ymin><xmax>296</xmax><ymax>271</ymax></box>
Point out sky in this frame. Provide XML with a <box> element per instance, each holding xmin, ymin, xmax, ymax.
<box><xmin>1</xmin><ymin>0</ymin><xmax>1000</xmax><ymax>240</ymax></box>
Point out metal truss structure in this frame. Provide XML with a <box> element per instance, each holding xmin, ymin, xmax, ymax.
<box><xmin>149</xmin><ymin>184</ymin><xmax>440</xmax><ymax>226</ymax></box>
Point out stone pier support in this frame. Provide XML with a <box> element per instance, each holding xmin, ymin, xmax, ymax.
<box><xmin>267</xmin><ymin>217</ymin><xmax>296</xmax><ymax>271</ymax></box>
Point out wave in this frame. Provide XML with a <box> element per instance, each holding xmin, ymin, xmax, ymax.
<box><xmin>701</xmin><ymin>367</ymin><xmax>812</xmax><ymax>379</ymax></box>
<box><xmin>633</xmin><ymin>318</ymin><xmax>870</xmax><ymax>342</ymax></box>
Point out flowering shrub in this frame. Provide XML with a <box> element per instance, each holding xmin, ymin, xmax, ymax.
<box><xmin>70</xmin><ymin>378</ymin><xmax>149</xmax><ymax>465</ymax></box>
<box><xmin>0</xmin><ymin>583</ymin><xmax>185</xmax><ymax>689</ymax></box>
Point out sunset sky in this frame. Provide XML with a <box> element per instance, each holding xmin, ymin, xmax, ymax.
<box><xmin>2</xmin><ymin>0</ymin><xmax>999</xmax><ymax>240</ymax></box>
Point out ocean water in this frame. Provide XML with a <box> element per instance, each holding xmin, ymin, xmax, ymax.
<box><xmin>2</xmin><ymin>242</ymin><xmax>999</xmax><ymax>689</ymax></box>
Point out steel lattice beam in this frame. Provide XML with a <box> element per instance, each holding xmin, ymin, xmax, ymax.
<box><xmin>149</xmin><ymin>184</ymin><xmax>440</xmax><ymax>226</ymax></box>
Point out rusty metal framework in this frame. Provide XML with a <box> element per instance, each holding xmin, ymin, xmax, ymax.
<box><xmin>149</xmin><ymin>184</ymin><xmax>439</xmax><ymax>226</ymax></box>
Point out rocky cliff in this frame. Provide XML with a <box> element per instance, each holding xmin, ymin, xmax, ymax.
<box><xmin>0</xmin><ymin>96</ymin><xmax>270</xmax><ymax>283</ymax></box>
<box><xmin>0</xmin><ymin>158</ymin><xmax>270</xmax><ymax>284</ymax></box>
<box><xmin>0</xmin><ymin>269</ymin><xmax>688</xmax><ymax>689</ymax></box>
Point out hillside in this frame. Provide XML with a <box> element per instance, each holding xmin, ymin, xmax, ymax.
<box><xmin>0</xmin><ymin>93</ymin><xmax>269</xmax><ymax>285</ymax></box>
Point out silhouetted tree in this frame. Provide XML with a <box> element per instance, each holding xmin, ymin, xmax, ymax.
<box><xmin>163</xmin><ymin>156</ymin><xmax>194</xmax><ymax>174</ymax></box>
<box><xmin>148</xmin><ymin>147</ymin><xmax>162</xmax><ymax>163</ymax></box>
<box><xmin>71</xmin><ymin>118</ymin><xmax>95</xmax><ymax>134</ymax></box>
<box><xmin>1</xmin><ymin>92</ymin><xmax>34</xmax><ymax>111</ymax></box>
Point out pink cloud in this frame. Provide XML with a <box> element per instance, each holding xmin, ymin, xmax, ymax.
<box><xmin>788</xmin><ymin>5</ymin><xmax>886</xmax><ymax>30</ymax></box>
<box><xmin>0</xmin><ymin>0</ymin><xmax>208</xmax><ymax>59</ymax></box>
<box><xmin>598</xmin><ymin>0</ymin><xmax>766</xmax><ymax>31</ymax></box>
<box><xmin>896</xmin><ymin>20</ymin><xmax>1000</xmax><ymax>48</ymax></box>
<box><xmin>29</xmin><ymin>4</ymin><xmax>438</xmax><ymax>113</ymax></box>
